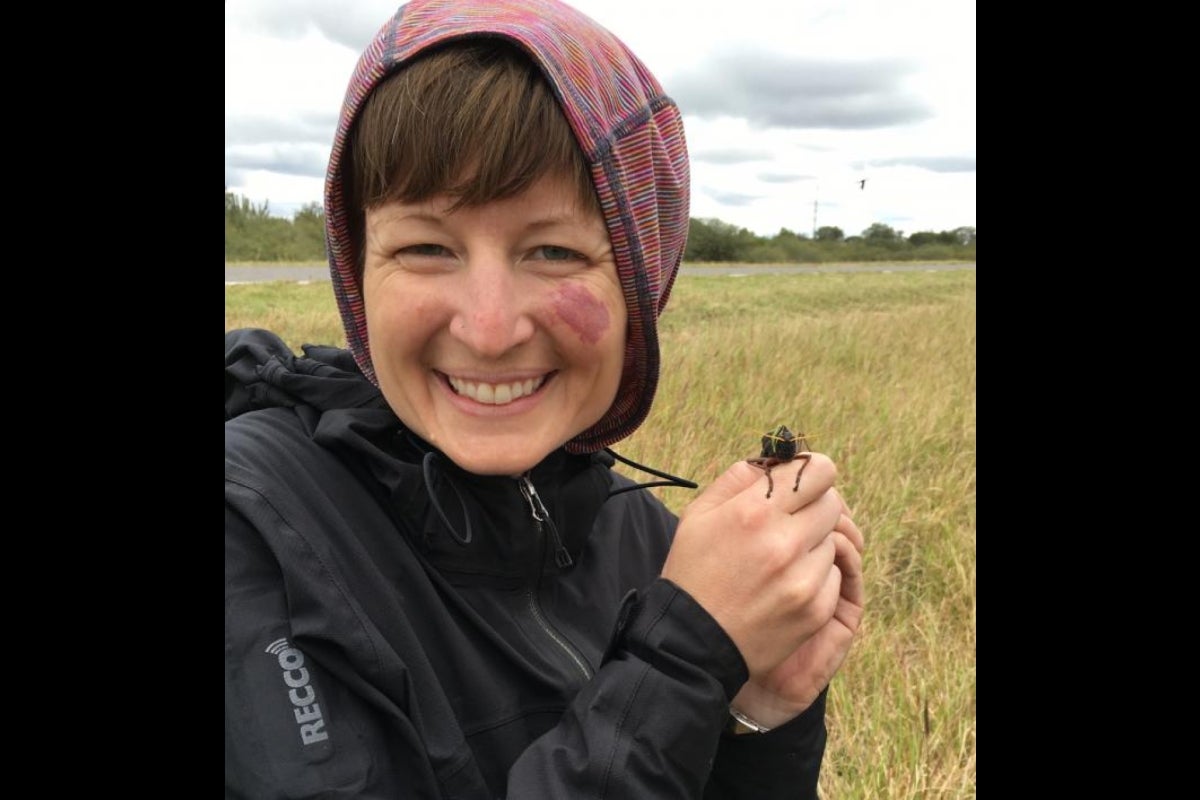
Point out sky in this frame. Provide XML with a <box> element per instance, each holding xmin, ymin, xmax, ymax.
<box><xmin>225</xmin><ymin>0</ymin><xmax>975</xmax><ymax>240</ymax></box>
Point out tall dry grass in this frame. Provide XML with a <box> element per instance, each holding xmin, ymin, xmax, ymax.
<box><xmin>225</xmin><ymin>268</ymin><xmax>977</xmax><ymax>798</ymax></box>
<box><xmin>627</xmin><ymin>270</ymin><xmax>976</xmax><ymax>798</ymax></box>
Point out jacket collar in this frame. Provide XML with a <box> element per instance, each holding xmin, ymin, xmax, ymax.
<box><xmin>313</xmin><ymin>406</ymin><xmax>613</xmax><ymax>579</ymax></box>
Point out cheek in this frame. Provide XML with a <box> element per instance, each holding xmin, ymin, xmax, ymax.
<box><xmin>550</xmin><ymin>283</ymin><xmax>614</xmax><ymax>346</ymax></box>
<box><xmin>366</xmin><ymin>278</ymin><xmax>437</xmax><ymax>333</ymax></box>
<box><xmin>363</xmin><ymin>284</ymin><xmax>444</xmax><ymax>377</ymax></box>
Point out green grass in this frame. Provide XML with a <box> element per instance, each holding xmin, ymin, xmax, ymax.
<box><xmin>226</xmin><ymin>269</ymin><xmax>977</xmax><ymax>798</ymax></box>
<box><xmin>224</xmin><ymin>282</ymin><xmax>348</xmax><ymax>348</ymax></box>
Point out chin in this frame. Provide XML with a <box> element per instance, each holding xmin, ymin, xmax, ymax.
<box><xmin>450</xmin><ymin>453</ymin><xmax>540</xmax><ymax>477</ymax></box>
<box><xmin>429</xmin><ymin>421</ymin><xmax>588</xmax><ymax>476</ymax></box>
<box><xmin>439</xmin><ymin>438</ymin><xmax>551</xmax><ymax>477</ymax></box>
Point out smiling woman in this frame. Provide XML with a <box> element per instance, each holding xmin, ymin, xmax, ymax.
<box><xmin>344</xmin><ymin>42</ymin><xmax>626</xmax><ymax>478</ymax></box>
<box><xmin>226</xmin><ymin>1</ymin><xmax>865</xmax><ymax>796</ymax></box>
<box><xmin>360</xmin><ymin>171</ymin><xmax>627</xmax><ymax>477</ymax></box>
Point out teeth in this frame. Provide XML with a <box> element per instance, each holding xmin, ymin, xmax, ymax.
<box><xmin>448</xmin><ymin>375</ymin><xmax>545</xmax><ymax>405</ymax></box>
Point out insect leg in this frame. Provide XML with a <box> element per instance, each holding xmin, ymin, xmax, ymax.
<box><xmin>791</xmin><ymin>453</ymin><xmax>813</xmax><ymax>492</ymax></box>
<box><xmin>747</xmin><ymin>457</ymin><xmax>781</xmax><ymax>498</ymax></box>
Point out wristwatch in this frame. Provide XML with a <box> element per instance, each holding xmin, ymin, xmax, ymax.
<box><xmin>727</xmin><ymin>706</ymin><xmax>772</xmax><ymax>734</ymax></box>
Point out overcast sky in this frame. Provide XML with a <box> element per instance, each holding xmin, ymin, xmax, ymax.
<box><xmin>225</xmin><ymin>0</ymin><xmax>975</xmax><ymax>239</ymax></box>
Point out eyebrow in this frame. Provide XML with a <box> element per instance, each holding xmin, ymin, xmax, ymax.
<box><xmin>523</xmin><ymin>213</ymin><xmax>597</xmax><ymax>231</ymax></box>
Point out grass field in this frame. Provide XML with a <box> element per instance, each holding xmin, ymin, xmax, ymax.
<box><xmin>226</xmin><ymin>268</ymin><xmax>977</xmax><ymax>798</ymax></box>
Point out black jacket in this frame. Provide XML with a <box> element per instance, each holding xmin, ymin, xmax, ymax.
<box><xmin>225</xmin><ymin>328</ymin><xmax>827</xmax><ymax>799</ymax></box>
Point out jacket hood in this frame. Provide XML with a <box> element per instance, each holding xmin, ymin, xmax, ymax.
<box><xmin>323</xmin><ymin>0</ymin><xmax>690</xmax><ymax>454</ymax></box>
<box><xmin>225</xmin><ymin>328</ymin><xmax>385</xmax><ymax>420</ymax></box>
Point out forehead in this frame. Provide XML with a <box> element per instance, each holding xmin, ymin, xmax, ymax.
<box><xmin>369</xmin><ymin>171</ymin><xmax>607</xmax><ymax>231</ymax></box>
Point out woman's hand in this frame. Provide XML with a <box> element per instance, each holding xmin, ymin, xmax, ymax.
<box><xmin>731</xmin><ymin>504</ymin><xmax>864</xmax><ymax>728</ymax></box>
<box><xmin>660</xmin><ymin>454</ymin><xmax>866</xmax><ymax>727</ymax></box>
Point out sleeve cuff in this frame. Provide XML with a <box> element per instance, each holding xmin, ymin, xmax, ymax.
<box><xmin>602</xmin><ymin>578</ymin><xmax>749</xmax><ymax>701</ymax></box>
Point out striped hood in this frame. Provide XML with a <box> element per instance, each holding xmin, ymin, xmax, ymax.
<box><xmin>323</xmin><ymin>0</ymin><xmax>690</xmax><ymax>454</ymax></box>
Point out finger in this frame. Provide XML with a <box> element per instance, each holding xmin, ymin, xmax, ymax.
<box><xmin>680</xmin><ymin>460</ymin><xmax>767</xmax><ymax>519</ymax></box>
<box><xmin>830</xmin><ymin>531</ymin><xmax>865</xmax><ymax>612</ymax></box>
<box><xmin>835</xmin><ymin>513</ymin><xmax>865</xmax><ymax>555</ymax></box>
<box><xmin>782</xmin><ymin>532</ymin><xmax>838</xmax><ymax>607</ymax></box>
<box><xmin>827</xmin><ymin>487</ymin><xmax>853</xmax><ymax>517</ymax></box>
<box><xmin>752</xmin><ymin>452</ymin><xmax>838</xmax><ymax>513</ymax></box>
<box><xmin>792</xmin><ymin>536</ymin><xmax>843</xmax><ymax>634</ymax></box>
<box><xmin>799</xmin><ymin>533</ymin><xmax>864</xmax><ymax>646</ymax></box>
<box><xmin>788</xmin><ymin>489</ymin><xmax>847</xmax><ymax>556</ymax></box>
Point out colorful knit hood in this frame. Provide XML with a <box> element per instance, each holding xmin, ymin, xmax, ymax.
<box><xmin>323</xmin><ymin>0</ymin><xmax>690</xmax><ymax>454</ymax></box>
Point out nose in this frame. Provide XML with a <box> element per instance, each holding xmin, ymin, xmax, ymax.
<box><xmin>450</xmin><ymin>254</ymin><xmax>536</xmax><ymax>356</ymax></box>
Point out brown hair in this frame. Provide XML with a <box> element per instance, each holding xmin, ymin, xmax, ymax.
<box><xmin>345</xmin><ymin>39</ymin><xmax>600</xmax><ymax>264</ymax></box>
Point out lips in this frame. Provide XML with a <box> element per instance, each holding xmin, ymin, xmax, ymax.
<box><xmin>446</xmin><ymin>374</ymin><xmax>547</xmax><ymax>405</ymax></box>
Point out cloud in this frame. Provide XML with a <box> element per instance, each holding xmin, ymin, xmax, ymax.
<box><xmin>757</xmin><ymin>172</ymin><xmax>817</xmax><ymax>184</ymax></box>
<box><xmin>307</xmin><ymin>6</ymin><xmax>393</xmax><ymax>51</ymax></box>
<box><xmin>702</xmin><ymin>187</ymin><xmax>763</xmax><ymax>206</ymax></box>
<box><xmin>230</xmin><ymin>0</ymin><xmax>392</xmax><ymax>49</ymax></box>
<box><xmin>225</xmin><ymin>143</ymin><xmax>329</xmax><ymax>180</ymax></box>
<box><xmin>671</xmin><ymin>51</ymin><xmax>934</xmax><ymax>130</ymax></box>
<box><xmin>225</xmin><ymin>167</ymin><xmax>247</xmax><ymax>189</ymax></box>
<box><xmin>865</xmin><ymin>155</ymin><xmax>976</xmax><ymax>173</ymax></box>
<box><xmin>225</xmin><ymin>112</ymin><xmax>340</xmax><ymax>148</ymax></box>
<box><xmin>691</xmin><ymin>147</ymin><xmax>774</xmax><ymax>165</ymax></box>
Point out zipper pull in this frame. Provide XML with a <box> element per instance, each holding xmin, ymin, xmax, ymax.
<box><xmin>518</xmin><ymin>474</ymin><xmax>574</xmax><ymax>568</ymax></box>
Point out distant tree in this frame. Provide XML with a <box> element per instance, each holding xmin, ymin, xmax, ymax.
<box><xmin>909</xmin><ymin>231</ymin><xmax>954</xmax><ymax>246</ymax></box>
<box><xmin>292</xmin><ymin>202</ymin><xmax>323</xmax><ymax>224</ymax></box>
<box><xmin>815</xmin><ymin>226</ymin><xmax>844</xmax><ymax>242</ymax></box>
<box><xmin>292</xmin><ymin>202</ymin><xmax>327</xmax><ymax>260</ymax></box>
<box><xmin>225</xmin><ymin>190</ymin><xmax>271</xmax><ymax>227</ymax></box>
<box><xmin>862</xmin><ymin>223</ymin><xmax>901</xmax><ymax>243</ymax></box>
<box><xmin>685</xmin><ymin>217</ymin><xmax>757</xmax><ymax>261</ymax></box>
<box><xmin>952</xmin><ymin>226</ymin><xmax>976</xmax><ymax>246</ymax></box>
<box><xmin>776</xmin><ymin>227</ymin><xmax>809</xmax><ymax>241</ymax></box>
<box><xmin>226</xmin><ymin>190</ymin><xmax>328</xmax><ymax>261</ymax></box>
<box><xmin>767</xmin><ymin>227</ymin><xmax>820</xmax><ymax>262</ymax></box>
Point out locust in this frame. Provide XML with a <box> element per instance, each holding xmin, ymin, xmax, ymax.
<box><xmin>746</xmin><ymin>424</ymin><xmax>812</xmax><ymax>499</ymax></box>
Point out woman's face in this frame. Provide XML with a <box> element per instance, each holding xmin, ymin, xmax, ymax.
<box><xmin>361</xmin><ymin>172</ymin><xmax>626</xmax><ymax>476</ymax></box>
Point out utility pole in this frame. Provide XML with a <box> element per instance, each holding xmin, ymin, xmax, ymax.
<box><xmin>812</xmin><ymin>183</ymin><xmax>819</xmax><ymax>239</ymax></box>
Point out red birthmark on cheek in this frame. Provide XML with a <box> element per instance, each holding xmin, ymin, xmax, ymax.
<box><xmin>551</xmin><ymin>283</ymin><xmax>610</xmax><ymax>345</ymax></box>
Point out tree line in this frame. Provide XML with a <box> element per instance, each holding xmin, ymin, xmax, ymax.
<box><xmin>225</xmin><ymin>190</ymin><xmax>976</xmax><ymax>264</ymax></box>
<box><xmin>225</xmin><ymin>192</ymin><xmax>326</xmax><ymax>262</ymax></box>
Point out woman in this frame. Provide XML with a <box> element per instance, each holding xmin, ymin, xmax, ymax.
<box><xmin>225</xmin><ymin>1</ymin><xmax>865</xmax><ymax>796</ymax></box>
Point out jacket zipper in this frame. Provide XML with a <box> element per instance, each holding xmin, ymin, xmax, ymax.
<box><xmin>517</xmin><ymin>474</ymin><xmax>573</xmax><ymax>568</ymax></box>
<box><xmin>518</xmin><ymin>473</ymin><xmax>592</xmax><ymax>681</ymax></box>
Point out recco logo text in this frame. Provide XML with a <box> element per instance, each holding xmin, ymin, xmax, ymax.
<box><xmin>269</xmin><ymin>641</ymin><xmax>329</xmax><ymax>746</ymax></box>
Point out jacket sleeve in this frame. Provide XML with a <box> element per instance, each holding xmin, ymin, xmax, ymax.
<box><xmin>225</xmin><ymin>503</ymin><xmax>443</xmax><ymax>800</ymax></box>
<box><xmin>705</xmin><ymin>689</ymin><xmax>828</xmax><ymax>798</ymax></box>
<box><xmin>505</xmin><ymin>579</ymin><xmax>829</xmax><ymax>799</ymax></box>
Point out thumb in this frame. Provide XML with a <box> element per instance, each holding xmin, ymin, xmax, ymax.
<box><xmin>679</xmin><ymin>460</ymin><xmax>763</xmax><ymax>520</ymax></box>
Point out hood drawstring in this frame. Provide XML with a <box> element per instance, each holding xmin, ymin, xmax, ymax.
<box><xmin>417</xmin><ymin>439</ymin><xmax>698</xmax><ymax>555</ymax></box>
<box><xmin>422</xmin><ymin>450</ymin><xmax>473</xmax><ymax>546</ymax></box>
<box><xmin>603</xmin><ymin>448</ymin><xmax>699</xmax><ymax>497</ymax></box>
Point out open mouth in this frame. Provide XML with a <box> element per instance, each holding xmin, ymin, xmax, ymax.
<box><xmin>444</xmin><ymin>373</ymin><xmax>551</xmax><ymax>405</ymax></box>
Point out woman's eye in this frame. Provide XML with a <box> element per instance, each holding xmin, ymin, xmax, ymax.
<box><xmin>535</xmin><ymin>245</ymin><xmax>585</xmax><ymax>261</ymax></box>
<box><xmin>399</xmin><ymin>244</ymin><xmax>448</xmax><ymax>257</ymax></box>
